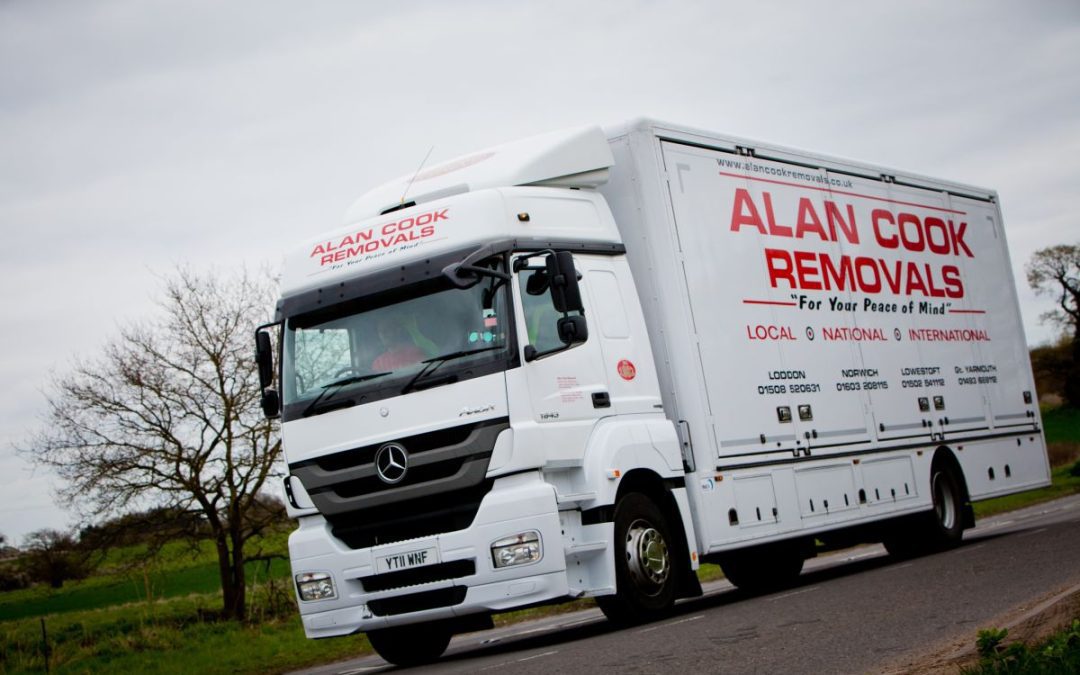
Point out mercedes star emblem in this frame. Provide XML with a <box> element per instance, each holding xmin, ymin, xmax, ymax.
<box><xmin>374</xmin><ymin>443</ymin><xmax>409</xmax><ymax>484</ymax></box>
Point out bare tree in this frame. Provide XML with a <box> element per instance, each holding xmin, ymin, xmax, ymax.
<box><xmin>21</xmin><ymin>529</ymin><xmax>91</xmax><ymax>588</ymax></box>
<box><xmin>1026</xmin><ymin>243</ymin><xmax>1080</xmax><ymax>407</ymax></box>
<box><xmin>21</xmin><ymin>268</ymin><xmax>282</xmax><ymax>619</ymax></box>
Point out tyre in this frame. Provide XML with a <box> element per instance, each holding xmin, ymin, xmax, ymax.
<box><xmin>597</xmin><ymin>492</ymin><xmax>679</xmax><ymax>624</ymax></box>
<box><xmin>883</xmin><ymin>464</ymin><xmax>965</xmax><ymax>558</ymax></box>
<box><xmin>928</xmin><ymin>467</ymin><xmax>964</xmax><ymax>545</ymax></box>
<box><xmin>718</xmin><ymin>541</ymin><xmax>804</xmax><ymax>593</ymax></box>
<box><xmin>366</xmin><ymin>622</ymin><xmax>452</xmax><ymax>667</ymax></box>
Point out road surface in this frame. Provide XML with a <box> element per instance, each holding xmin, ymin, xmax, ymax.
<box><xmin>294</xmin><ymin>493</ymin><xmax>1080</xmax><ymax>674</ymax></box>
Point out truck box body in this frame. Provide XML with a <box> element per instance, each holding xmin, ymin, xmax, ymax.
<box><xmin>264</xmin><ymin>119</ymin><xmax>1049</xmax><ymax>660</ymax></box>
<box><xmin>601</xmin><ymin>120</ymin><xmax>1049</xmax><ymax>549</ymax></box>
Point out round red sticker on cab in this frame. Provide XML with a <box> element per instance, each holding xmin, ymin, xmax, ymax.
<box><xmin>617</xmin><ymin>359</ymin><xmax>636</xmax><ymax>381</ymax></box>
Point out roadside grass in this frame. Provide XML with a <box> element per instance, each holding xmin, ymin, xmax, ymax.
<box><xmin>963</xmin><ymin>618</ymin><xmax>1080</xmax><ymax>674</ymax></box>
<box><xmin>1</xmin><ymin>591</ymin><xmax>366</xmax><ymax>674</ymax></box>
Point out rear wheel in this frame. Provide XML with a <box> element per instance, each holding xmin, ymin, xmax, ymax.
<box><xmin>884</xmin><ymin>464</ymin><xmax>965</xmax><ymax>558</ymax></box>
<box><xmin>366</xmin><ymin>622</ymin><xmax>452</xmax><ymax>667</ymax></box>
<box><xmin>597</xmin><ymin>492</ymin><xmax>678</xmax><ymax>624</ymax></box>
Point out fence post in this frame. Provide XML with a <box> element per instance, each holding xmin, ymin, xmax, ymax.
<box><xmin>40</xmin><ymin>617</ymin><xmax>51</xmax><ymax>674</ymax></box>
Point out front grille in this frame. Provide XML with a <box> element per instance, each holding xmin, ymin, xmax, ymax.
<box><xmin>329</xmin><ymin>480</ymin><xmax>493</xmax><ymax>549</ymax></box>
<box><xmin>359</xmin><ymin>559</ymin><xmax>476</xmax><ymax>593</ymax></box>
<box><xmin>288</xmin><ymin>418</ymin><xmax>509</xmax><ymax>549</ymax></box>
<box><xmin>367</xmin><ymin>586</ymin><xmax>468</xmax><ymax>616</ymax></box>
<box><xmin>332</xmin><ymin>453</ymin><xmax>477</xmax><ymax>499</ymax></box>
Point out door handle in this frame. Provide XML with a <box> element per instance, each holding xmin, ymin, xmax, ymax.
<box><xmin>592</xmin><ymin>392</ymin><xmax>611</xmax><ymax>408</ymax></box>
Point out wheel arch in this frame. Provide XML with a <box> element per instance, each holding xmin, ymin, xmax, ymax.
<box><xmin>613</xmin><ymin>468</ymin><xmax>702</xmax><ymax>598</ymax></box>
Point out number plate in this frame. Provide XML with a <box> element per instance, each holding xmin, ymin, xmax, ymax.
<box><xmin>376</xmin><ymin>546</ymin><xmax>439</xmax><ymax>574</ymax></box>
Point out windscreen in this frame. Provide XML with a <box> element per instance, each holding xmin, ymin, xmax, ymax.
<box><xmin>281</xmin><ymin>259</ymin><xmax>513</xmax><ymax>419</ymax></box>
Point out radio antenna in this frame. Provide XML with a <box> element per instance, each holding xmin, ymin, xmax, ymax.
<box><xmin>400</xmin><ymin>145</ymin><xmax>435</xmax><ymax>205</ymax></box>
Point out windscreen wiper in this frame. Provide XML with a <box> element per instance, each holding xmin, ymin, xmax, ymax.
<box><xmin>401</xmin><ymin>346</ymin><xmax>504</xmax><ymax>394</ymax></box>
<box><xmin>302</xmin><ymin>372</ymin><xmax>392</xmax><ymax>417</ymax></box>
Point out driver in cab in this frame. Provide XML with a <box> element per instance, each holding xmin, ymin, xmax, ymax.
<box><xmin>372</xmin><ymin>316</ymin><xmax>426</xmax><ymax>371</ymax></box>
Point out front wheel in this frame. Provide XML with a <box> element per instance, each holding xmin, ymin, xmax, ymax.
<box><xmin>597</xmin><ymin>492</ymin><xmax>679</xmax><ymax>624</ymax></box>
<box><xmin>366</xmin><ymin>622</ymin><xmax>452</xmax><ymax>667</ymax></box>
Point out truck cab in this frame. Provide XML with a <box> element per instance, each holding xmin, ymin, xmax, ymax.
<box><xmin>256</xmin><ymin>127</ymin><xmax>697</xmax><ymax>665</ymax></box>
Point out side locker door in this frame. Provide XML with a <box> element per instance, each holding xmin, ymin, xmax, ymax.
<box><xmin>765</xmin><ymin>164</ymin><xmax>872</xmax><ymax>460</ymax></box>
<box><xmin>956</xmin><ymin>197</ymin><xmax>1036</xmax><ymax>433</ymax></box>
<box><xmin>829</xmin><ymin>174</ymin><xmax>936</xmax><ymax>444</ymax></box>
<box><xmin>659</xmin><ymin>142</ymin><xmax>797</xmax><ymax>464</ymax></box>
<box><xmin>927</xmin><ymin>192</ymin><xmax>997</xmax><ymax>438</ymax></box>
<box><xmin>512</xmin><ymin>253</ymin><xmax>611</xmax><ymax>465</ymax></box>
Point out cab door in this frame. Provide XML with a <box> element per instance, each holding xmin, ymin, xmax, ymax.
<box><xmin>508</xmin><ymin>251</ymin><xmax>612</xmax><ymax>465</ymax></box>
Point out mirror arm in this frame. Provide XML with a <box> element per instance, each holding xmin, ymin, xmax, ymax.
<box><xmin>442</xmin><ymin>262</ymin><xmax>511</xmax><ymax>288</ymax></box>
<box><xmin>512</xmin><ymin>249</ymin><xmax>555</xmax><ymax>273</ymax></box>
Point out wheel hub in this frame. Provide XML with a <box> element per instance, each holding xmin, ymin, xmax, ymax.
<box><xmin>625</xmin><ymin>519</ymin><xmax>670</xmax><ymax>592</ymax></box>
<box><xmin>933</xmin><ymin>473</ymin><xmax>957</xmax><ymax>530</ymax></box>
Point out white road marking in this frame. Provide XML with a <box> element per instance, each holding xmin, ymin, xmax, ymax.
<box><xmin>978</xmin><ymin>520</ymin><xmax>1014</xmax><ymax>531</ymax></box>
<box><xmin>771</xmin><ymin>586</ymin><xmax>820</xmax><ymax>602</ymax></box>
<box><xmin>517</xmin><ymin>650</ymin><xmax>559</xmax><ymax>662</ymax></box>
<box><xmin>559</xmin><ymin>616</ymin><xmax>599</xmax><ymax>628</ymax></box>
<box><xmin>636</xmin><ymin>614</ymin><xmax>705</xmax><ymax>633</ymax></box>
<box><xmin>479</xmin><ymin>650</ymin><xmax>561</xmax><ymax>671</ymax></box>
<box><xmin>890</xmin><ymin>563</ymin><xmax>914</xmax><ymax>571</ymax></box>
<box><xmin>506</xmin><ymin>623</ymin><xmax>562</xmax><ymax>638</ymax></box>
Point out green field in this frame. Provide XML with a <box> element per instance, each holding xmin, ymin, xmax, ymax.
<box><xmin>1042</xmin><ymin>405</ymin><xmax>1080</xmax><ymax>444</ymax></box>
<box><xmin>2</xmin><ymin>407</ymin><xmax>1078</xmax><ymax>674</ymax></box>
<box><xmin>0</xmin><ymin>535</ymin><xmax>291</xmax><ymax>622</ymax></box>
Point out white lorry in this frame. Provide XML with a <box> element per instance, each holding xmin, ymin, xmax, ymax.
<box><xmin>255</xmin><ymin>120</ymin><xmax>1050</xmax><ymax>666</ymax></box>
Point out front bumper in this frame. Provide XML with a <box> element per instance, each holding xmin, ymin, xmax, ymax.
<box><xmin>289</xmin><ymin>471</ymin><xmax>568</xmax><ymax>638</ymax></box>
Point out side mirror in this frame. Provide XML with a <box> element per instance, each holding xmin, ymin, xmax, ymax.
<box><xmin>255</xmin><ymin>325</ymin><xmax>281</xmax><ymax>419</ymax></box>
<box><xmin>546</xmin><ymin>251</ymin><xmax>584</xmax><ymax>313</ymax></box>
<box><xmin>557</xmin><ymin>315</ymin><xmax>588</xmax><ymax>345</ymax></box>
<box><xmin>261</xmin><ymin>389</ymin><xmax>281</xmax><ymax>418</ymax></box>
<box><xmin>256</xmin><ymin>330</ymin><xmax>275</xmax><ymax>390</ymax></box>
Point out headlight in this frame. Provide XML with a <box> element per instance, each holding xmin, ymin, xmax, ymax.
<box><xmin>295</xmin><ymin>572</ymin><xmax>336</xmax><ymax>601</ymax></box>
<box><xmin>491</xmin><ymin>531</ymin><xmax>542</xmax><ymax>568</ymax></box>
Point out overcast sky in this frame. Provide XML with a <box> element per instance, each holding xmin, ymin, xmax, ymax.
<box><xmin>1</xmin><ymin>0</ymin><xmax>1078</xmax><ymax>544</ymax></box>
